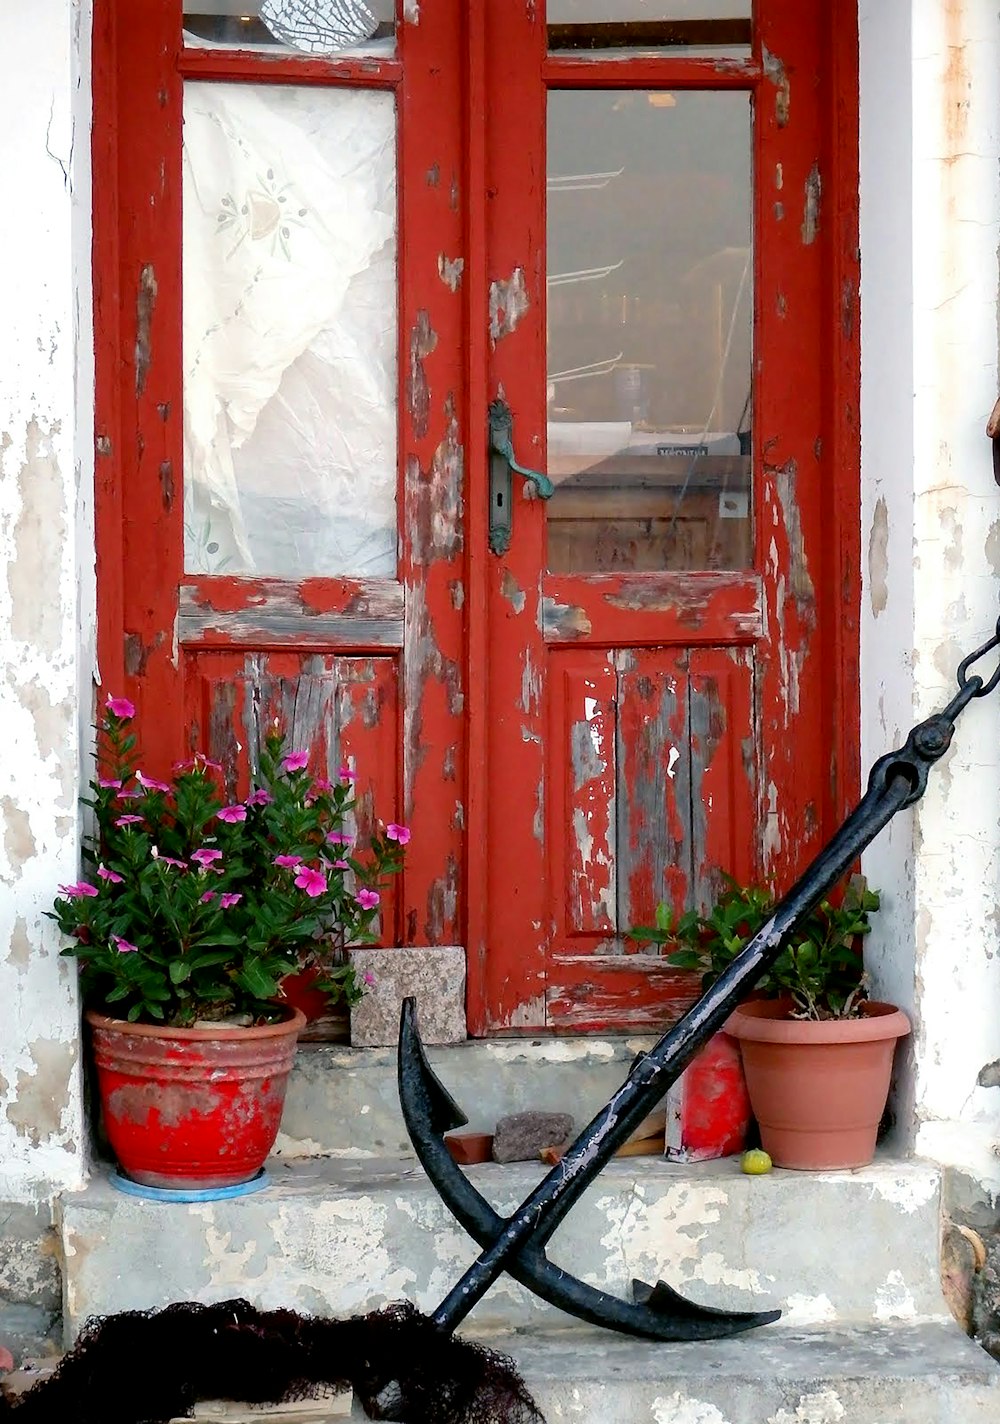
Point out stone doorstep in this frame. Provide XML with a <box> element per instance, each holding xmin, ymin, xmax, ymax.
<box><xmin>346</xmin><ymin>1322</ymin><xmax>1000</xmax><ymax>1423</ymax></box>
<box><xmin>58</xmin><ymin>1154</ymin><xmax>947</xmax><ymax>1339</ymax></box>
<box><xmin>14</xmin><ymin>1326</ymin><xmax>995</xmax><ymax>1424</ymax></box>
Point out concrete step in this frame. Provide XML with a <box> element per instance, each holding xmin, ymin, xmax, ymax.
<box><xmin>58</xmin><ymin>1155</ymin><xmax>946</xmax><ymax>1337</ymax></box>
<box><xmin>277</xmin><ymin>1037</ymin><xmax>658</xmax><ymax>1161</ymax></box>
<box><xmin>169</xmin><ymin>1325</ymin><xmax>1000</xmax><ymax>1424</ymax></box>
<box><xmin>347</xmin><ymin>1323</ymin><xmax>1000</xmax><ymax>1423</ymax></box>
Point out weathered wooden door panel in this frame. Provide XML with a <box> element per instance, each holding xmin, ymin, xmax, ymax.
<box><xmin>183</xmin><ymin>651</ymin><xmax>402</xmax><ymax>943</ymax></box>
<box><xmin>543</xmin><ymin>645</ymin><xmax>755</xmax><ymax>1032</ymax></box>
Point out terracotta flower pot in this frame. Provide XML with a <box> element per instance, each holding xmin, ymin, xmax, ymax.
<box><xmin>725</xmin><ymin>999</ymin><xmax>910</xmax><ymax>1170</ymax></box>
<box><xmin>86</xmin><ymin>1006</ymin><xmax>306</xmax><ymax>1190</ymax></box>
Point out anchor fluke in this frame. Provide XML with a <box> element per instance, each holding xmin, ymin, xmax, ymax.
<box><xmin>632</xmin><ymin>1277</ymin><xmax>780</xmax><ymax>1328</ymax></box>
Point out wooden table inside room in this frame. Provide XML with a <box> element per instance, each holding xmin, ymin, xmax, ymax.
<box><xmin>546</xmin><ymin>450</ymin><xmax>752</xmax><ymax>573</ymax></box>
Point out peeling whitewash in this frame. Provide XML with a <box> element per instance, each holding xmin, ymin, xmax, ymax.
<box><xmin>859</xmin><ymin>1</ymin><xmax>1000</xmax><ymax>1190</ymax></box>
<box><xmin>0</xmin><ymin>0</ymin><xmax>94</xmax><ymax>1199</ymax></box>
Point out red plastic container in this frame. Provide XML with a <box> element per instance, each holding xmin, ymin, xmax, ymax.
<box><xmin>663</xmin><ymin>1030</ymin><xmax>752</xmax><ymax>1162</ymax></box>
<box><xmin>86</xmin><ymin>1007</ymin><xmax>306</xmax><ymax>1189</ymax></box>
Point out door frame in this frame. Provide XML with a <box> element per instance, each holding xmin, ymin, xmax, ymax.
<box><xmin>92</xmin><ymin>2</ymin><xmax>860</xmax><ymax>1037</ymax></box>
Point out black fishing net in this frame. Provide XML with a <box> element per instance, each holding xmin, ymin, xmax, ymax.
<box><xmin>0</xmin><ymin>1299</ymin><xmax>543</xmax><ymax>1424</ymax></box>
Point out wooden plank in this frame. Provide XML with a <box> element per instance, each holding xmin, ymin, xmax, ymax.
<box><xmin>615</xmin><ymin>649</ymin><xmax>692</xmax><ymax>935</ymax></box>
<box><xmin>688</xmin><ymin>645</ymin><xmax>757</xmax><ymax>909</ymax></box>
<box><xmin>545</xmin><ymin>955</ymin><xmax>701</xmax><ymax>1034</ymax></box>
<box><xmin>549</xmin><ymin>654</ymin><xmax>618</xmax><ymax>941</ymax></box>
<box><xmin>542</xmin><ymin>572</ymin><xmax>764</xmax><ymax>645</ymax></box>
<box><xmin>543</xmin><ymin>56</ymin><xmax>759</xmax><ymax>89</ymax></box>
<box><xmin>179</xmin><ymin>579</ymin><xmax>404</xmax><ymax>649</ymax></box>
<box><xmin>480</xmin><ymin>0</ymin><xmax>550</xmax><ymax>1031</ymax></box>
<box><xmin>178</xmin><ymin>48</ymin><xmax>402</xmax><ymax>87</ymax></box>
<box><xmin>463</xmin><ymin>0</ymin><xmax>492</xmax><ymax>1034</ymax></box>
<box><xmin>397</xmin><ymin>2</ymin><xmax>467</xmax><ymax>949</ymax></box>
<box><xmin>102</xmin><ymin>0</ymin><xmax>186</xmax><ymax>769</ymax></box>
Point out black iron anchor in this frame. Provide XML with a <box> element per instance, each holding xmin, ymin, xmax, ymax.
<box><xmin>388</xmin><ymin>617</ymin><xmax>1000</xmax><ymax>1381</ymax></box>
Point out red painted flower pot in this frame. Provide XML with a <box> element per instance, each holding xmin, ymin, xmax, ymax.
<box><xmin>664</xmin><ymin>1030</ymin><xmax>752</xmax><ymax>1162</ymax></box>
<box><xmin>726</xmin><ymin>1000</ymin><xmax>911</xmax><ymax>1170</ymax></box>
<box><xmin>86</xmin><ymin>1007</ymin><xmax>306</xmax><ymax>1190</ymax></box>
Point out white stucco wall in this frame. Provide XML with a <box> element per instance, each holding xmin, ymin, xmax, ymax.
<box><xmin>0</xmin><ymin>0</ymin><xmax>94</xmax><ymax>1200</ymax></box>
<box><xmin>860</xmin><ymin>0</ymin><xmax>1000</xmax><ymax>1196</ymax></box>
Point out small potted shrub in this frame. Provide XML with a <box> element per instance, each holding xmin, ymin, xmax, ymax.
<box><xmin>50</xmin><ymin>696</ymin><xmax>406</xmax><ymax>1191</ymax></box>
<box><xmin>719</xmin><ymin>875</ymin><xmax>910</xmax><ymax>1170</ymax></box>
<box><xmin>634</xmin><ymin>876</ymin><xmax>909</xmax><ymax>1169</ymax></box>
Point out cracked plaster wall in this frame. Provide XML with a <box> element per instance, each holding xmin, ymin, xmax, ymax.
<box><xmin>860</xmin><ymin>0</ymin><xmax>1000</xmax><ymax>1196</ymax></box>
<box><xmin>0</xmin><ymin>0</ymin><xmax>94</xmax><ymax>1202</ymax></box>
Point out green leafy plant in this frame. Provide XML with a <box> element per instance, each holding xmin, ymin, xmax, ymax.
<box><xmin>50</xmin><ymin>696</ymin><xmax>407</xmax><ymax>1027</ymax></box>
<box><xmin>629</xmin><ymin>874</ymin><xmax>880</xmax><ymax>1021</ymax></box>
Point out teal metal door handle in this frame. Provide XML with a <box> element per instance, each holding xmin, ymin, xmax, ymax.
<box><xmin>488</xmin><ymin>396</ymin><xmax>554</xmax><ymax>555</ymax></box>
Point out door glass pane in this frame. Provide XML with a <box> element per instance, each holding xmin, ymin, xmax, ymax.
<box><xmin>183</xmin><ymin>1</ymin><xmax>396</xmax><ymax>56</ymax></box>
<box><xmin>183</xmin><ymin>83</ymin><xmax>397</xmax><ymax>578</ymax></box>
<box><xmin>548</xmin><ymin>1</ymin><xmax>751</xmax><ymax>59</ymax></box>
<box><xmin>546</xmin><ymin>89</ymin><xmax>752</xmax><ymax>574</ymax></box>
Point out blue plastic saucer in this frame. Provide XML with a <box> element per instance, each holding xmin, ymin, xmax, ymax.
<box><xmin>109</xmin><ymin>1167</ymin><xmax>271</xmax><ymax>1202</ymax></box>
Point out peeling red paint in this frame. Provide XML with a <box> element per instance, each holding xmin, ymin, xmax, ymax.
<box><xmin>489</xmin><ymin>267</ymin><xmax>529</xmax><ymax>344</ymax></box>
<box><xmin>407</xmin><ymin>309</ymin><xmax>438</xmax><ymax>440</ymax></box>
<box><xmin>134</xmin><ymin>263</ymin><xmax>157</xmax><ymax>397</ymax></box>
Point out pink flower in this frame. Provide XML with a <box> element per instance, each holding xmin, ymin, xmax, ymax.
<box><xmin>59</xmin><ymin>881</ymin><xmax>98</xmax><ymax>898</ymax></box>
<box><xmin>106</xmin><ymin>696</ymin><xmax>135</xmax><ymax>719</ymax></box>
<box><xmin>117</xmin><ymin>790</ymin><xmax>142</xmax><ymax>801</ymax></box>
<box><xmin>294</xmin><ymin>866</ymin><xmax>327</xmax><ymax>898</ymax></box>
<box><xmin>98</xmin><ymin>777</ymin><xmax>123</xmax><ymax>790</ymax></box>
<box><xmin>310</xmin><ymin>777</ymin><xmax>332</xmax><ymax>795</ymax></box>
<box><xmin>96</xmin><ymin>866</ymin><xmax>124</xmax><ymax>884</ymax></box>
<box><xmin>362</xmin><ymin>970</ymin><xmax>376</xmax><ymax>987</ymax></box>
<box><xmin>157</xmin><ymin>856</ymin><xmax>187</xmax><ymax>869</ymax></box>
<box><xmin>200</xmin><ymin>890</ymin><xmax>216</xmax><ymax>904</ymax></box>
<box><xmin>274</xmin><ymin>854</ymin><xmax>302</xmax><ymax>869</ymax></box>
<box><xmin>115</xmin><ymin>815</ymin><xmax>144</xmax><ymax>827</ymax></box>
<box><xmin>219</xmin><ymin>893</ymin><xmax>242</xmax><ymax>909</ymax></box>
<box><xmin>355</xmin><ymin>888</ymin><xmax>380</xmax><ymax>911</ymax></box>
<box><xmin>281</xmin><ymin>750</ymin><xmax>310</xmax><ymax>773</ymax></box>
<box><xmin>216</xmin><ymin>804</ymin><xmax>247</xmax><ymax>823</ymax></box>
<box><xmin>326</xmin><ymin>831</ymin><xmax>352</xmax><ymax>846</ymax></box>
<box><xmin>111</xmin><ymin>935</ymin><xmax>139</xmax><ymax>953</ymax></box>
<box><xmin>246</xmin><ymin>789</ymin><xmax>273</xmax><ymax>807</ymax></box>
<box><xmin>136</xmin><ymin>771</ymin><xmax>172</xmax><ymax>794</ymax></box>
<box><xmin>332</xmin><ymin>858</ymin><xmax>350</xmax><ymax>871</ymax></box>
<box><xmin>191</xmin><ymin>848</ymin><xmax>223</xmax><ymax>866</ymax></box>
<box><xmin>338</xmin><ymin>764</ymin><xmax>357</xmax><ymax>783</ymax></box>
<box><xmin>386</xmin><ymin>823</ymin><xmax>411</xmax><ymax>845</ymax></box>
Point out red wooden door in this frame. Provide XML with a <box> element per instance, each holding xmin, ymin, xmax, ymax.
<box><xmin>471</xmin><ymin>3</ymin><xmax>859</xmax><ymax>1032</ymax></box>
<box><xmin>94</xmin><ymin>2</ymin><xmax>858</xmax><ymax>1036</ymax></box>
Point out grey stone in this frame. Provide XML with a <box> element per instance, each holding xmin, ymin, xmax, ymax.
<box><xmin>348</xmin><ymin>946</ymin><xmax>465</xmax><ymax>1047</ymax></box>
<box><xmin>492</xmin><ymin>1111</ymin><xmax>574</xmax><ymax>1163</ymax></box>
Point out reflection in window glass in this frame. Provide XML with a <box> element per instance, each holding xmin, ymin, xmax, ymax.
<box><xmin>546</xmin><ymin>90</ymin><xmax>752</xmax><ymax>574</ymax></box>
<box><xmin>182</xmin><ymin>0</ymin><xmax>395</xmax><ymax>54</ymax></box>
<box><xmin>183</xmin><ymin>83</ymin><xmax>397</xmax><ymax>578</ymax></box>
<box><xmin>548</xmin><ymin>0</ymin><xmax>751</xmax><ymax>57</ymax></box>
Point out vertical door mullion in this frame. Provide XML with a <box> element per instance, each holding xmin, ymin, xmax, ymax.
<box><xmin>397</xmin><ymin>5</ymin><xmax>467</xmax><ymax>947</ymax></box>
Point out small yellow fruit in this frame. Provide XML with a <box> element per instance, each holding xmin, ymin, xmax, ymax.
<box><xmin>741</xmin><ymin>1149</ymin><xmax>773</xmax><ymax>1175</ymax></box>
